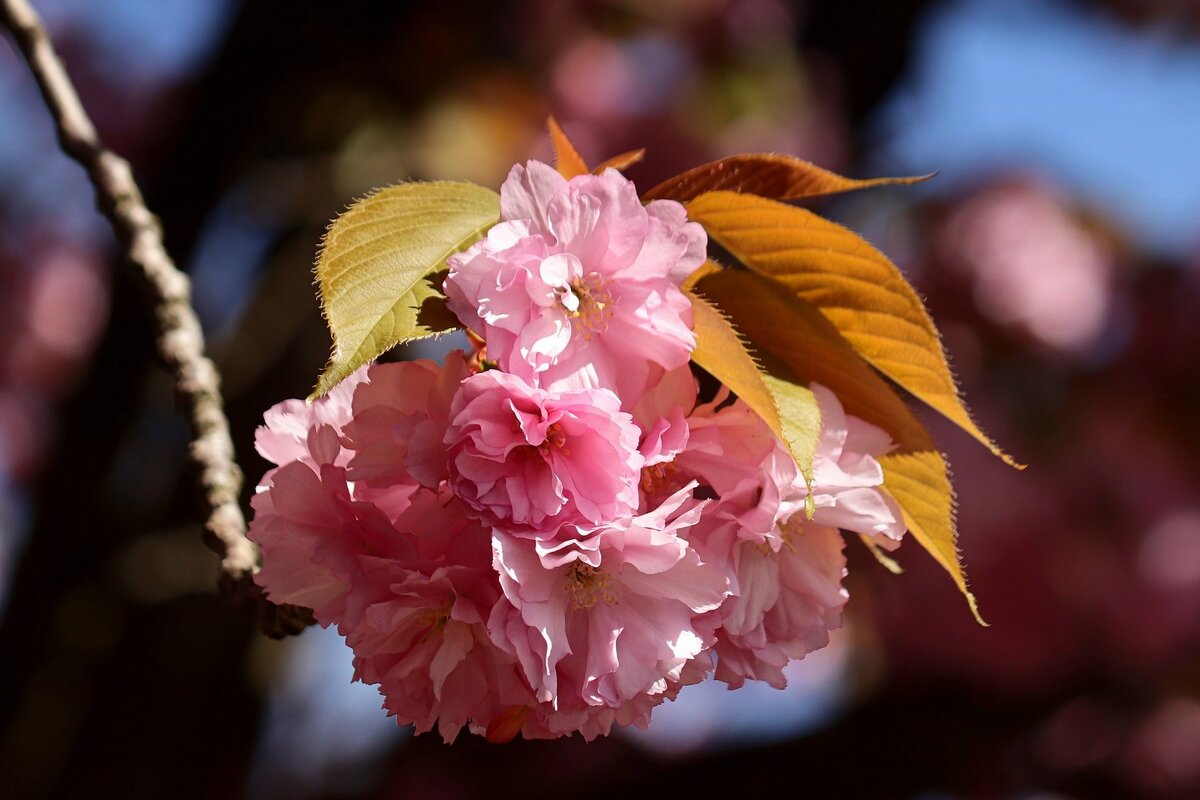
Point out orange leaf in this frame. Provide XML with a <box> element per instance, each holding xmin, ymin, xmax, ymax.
<box><xmin>642</xmin><ymin>154</ymin><xmax>932</xmax><ymax>203</ymax></box>
<box><xmin>690</xmin><ymin>292</ymin><xmax>787</xmax><ymax>460</ymax></box>
<box><xmin>696</xmin><ymin>269</ymin><xmax>985</xmax><ymax>624</ymax></box>
<box><xmin>547</xmin><ymin>116</ymin><xmax>589</xmax><ymax>179</ymax></box>
<box><xmin>682</xmin><ymin>258</ymin><xmax>722</xmax><ymax>291</ymax></box>
<box><xmin>594</xmin><ymin>148</ymin><xmax>646</xmax><ymax>173</ymax></box>
<box><xmin>878</xmin><ymin>449</ymin><xmax>985</xmax><ymax>624</ymax></box>
<box><xmin>688</xmin><ymin>190</ymin><xmax>1020</xmax><ymax>469</ymax></box>
<box><xmin>695</xmin><ymin>270</ymin><xmax>932</xmax><ymax>450</ymax></box>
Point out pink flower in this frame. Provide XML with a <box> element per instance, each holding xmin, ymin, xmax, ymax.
<box><xmin>632</xmin><ymin>365</ymin><xmax>695</xmax><ymax>467</ymax></box>
<box><xmin>443</xmin><ymin>160</ymin><xmax>705</xmax><ymax>403</ymax></box>
<box><xmin>487</xmin><ymin>487</ymin><xmax>728</xmax><ymax>739</ymax></box>
<box><xmin>250</xmin><ymin>368</ymin><xmax>379</xmax><ymax>621</ymax></box>
<box><xmin>808</xmin><ymin>383</ymin><xmax>906</xmax><ymax>547</ymax></box>
<box><xmin>250</xmin><ymin>355</ymin><xmax>543</xmax><ymax>742</ymax></box>
<box><xmin>254</xmin><ymin>365</ymin><xmax>366</xmax><ymax>470</ymax></box>
<box><xmin>250</xmin><ymin>435</ymin><xmax>477</xmax><ymax>630</ymax></box>
<box><xmin>444</xmin><ymin>368</ymin><xmax>643</xmax><ymax>535</ymax></box>
<box><xmin>342</xmin><ymin>353</ymin><xmax>468</xmax><ymax>494</ymax></box>
<box><xmin>673</xmin><ymin>383</ymin><xmax>904</xmax><ymax>688</ymax></box>
<box><xmin>670</xmin><ymin>387</ymin><xmax>806</xmax><ymax>540</ymax></box>
<box><xmin>712</xmin><ymin>522</ymin><xmax>848</xmax><ymax>689</ymax></box>
<box><xmin>343</xmin><ymin>518</ymin><xmax>538</xmax><ymax>743</ymax></box>
<box><xmin>249</xmin><ymin>462</ymin><xmax>395</xmax><ymax>623</ymax></box>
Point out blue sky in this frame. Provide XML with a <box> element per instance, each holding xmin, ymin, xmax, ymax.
<box><xmin>874</xmin><ymin>0</ymin><xmax>1200</xmax><ymax>259</ymax></box>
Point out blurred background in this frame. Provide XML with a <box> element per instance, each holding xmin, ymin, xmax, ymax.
<box><xmin>1</xmin><ymin>0</ymin><xmax>1199</xmax><ymax>797</ymax></box>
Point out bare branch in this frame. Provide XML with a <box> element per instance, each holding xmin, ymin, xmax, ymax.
<box><xmin>1</xmin><ymin>0</ymin><xmax>312</xmax><ymax>637</ymax></box>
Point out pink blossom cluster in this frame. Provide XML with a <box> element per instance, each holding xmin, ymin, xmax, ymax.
<box><xmin>249</xmin><ymin>161</ymin><xmax>907</xmax><ymax>742</ymax></box>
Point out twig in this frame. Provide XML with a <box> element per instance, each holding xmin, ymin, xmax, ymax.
<box><xmin>1</xmin><ymin>0</ymin><xmax>312</xmax><ymax>636</ymax></box>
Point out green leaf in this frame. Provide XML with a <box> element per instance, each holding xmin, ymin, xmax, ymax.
<box><xmin>696</xmin><ymin>269</ymin><xmax>985</xmax><ymax>624</ymax></box>
<box><xmin>312</xmin><ymin>181</ymin><xmax>498</xmax><ymax>398</ymax></box>
<box><xmin>642</xmin><ymin>153</ymin><xmax>932</xmax><ymax>203</ymax></box>
<box><xmin>687</xmin><ymin>190</ymin><xmax>1020</xmax><ymax>469</ymax></box>
<box><xmin>760</xmin><ymin>373</ymin><xmax>821</xmax><ymax>488</ymax></box>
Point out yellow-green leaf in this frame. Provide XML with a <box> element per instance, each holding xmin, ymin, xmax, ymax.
<box><xmin>696</xmin><ymin>269</ymin><xmax>984</xmax><ymax>623</ymax></box>
<box><xmin>547</xmin><ymin>116</ymin><xmax>589</xmax><ymax>179</ymax></box>
<box><xmin>688</xmin><ymin>190</ymin><xmax>1020</xmax><ymax>469</ymax></box>
<box><xmin>642</xmin><ymin>153</ymin><xmax>932</xmax><ymax>203</ymax></box>
<box><xmin>312</xmin><ymin>181</ymin><xmax>498</xmax><ymax>398</ymax></box>
<box><xmin>760</xmin><ymin>373</ymin><xmax>821</xmax><ymax>487</ymax></box>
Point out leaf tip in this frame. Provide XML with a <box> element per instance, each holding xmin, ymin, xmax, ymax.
<box><xmin>546</xmin><ymin>116</ymin><xmax>589</xmax><ymax>179</ymax></box>
<box><xmin>594</xmin><ymin>147</ymin><xmax>646</xmax><ymax>174</ymax></box>
<box><xmin>307</xmin><ymin>375</ymin><xmax>333</xmax><ymax>404</ymax></box>
<box><xmin>977</xmin><ymin>431</ymin><xmax>1026</xmax><ymax>471</ymax></box>
<box><xmin>1000</xmin><ymin>450</ymin><xmax>1028</xmax><ymax>471</ymax></box>
<box><xmin>966</xmin><ymin>590</ymin><xmax>989</xmax><ymax>627</ymax></box>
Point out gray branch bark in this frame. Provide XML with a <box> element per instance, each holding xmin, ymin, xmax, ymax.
<box><xmin>1</xmin><ymin>0</ymin><xmax>312</xmax><ymax>636</ymax></box>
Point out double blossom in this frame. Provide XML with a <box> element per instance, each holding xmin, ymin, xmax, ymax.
<box><xmin>247</xmin><ymin>160</ymin><xmax>908</xmax><ymax>741</ymax></box>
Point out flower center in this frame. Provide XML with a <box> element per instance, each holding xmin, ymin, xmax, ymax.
<box><xmin>566</xmin><ymin>562</ymin><xmax>619</xmax><ymax>609</ymax></box>
<box><xmin>417</xmin><ymin>601</ymin><xmax>453</xmax><ymax>642</ymax></box>
<box><xmin>563</xmin><ymin>272</ymin><xmax>614</xmax><ymax>339</ymax></box>
<box><xmin>766</xmin><ymin>517</ymin><xmax>804</xmax><ymax>554</ymax></box>
<box><xmin>639</xmin><ymin>461</ymin><xmax>679</xmax><ymax>495</ymax></box>
<box><xmin>537</xmin><ymin>422</ymin><xmax>569</xmax><ymax>457</ymax></box>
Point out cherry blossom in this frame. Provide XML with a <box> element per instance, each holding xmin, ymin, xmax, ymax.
<box><xmin>443</xmin><ymin>160</ymin><xmax>705</xmax><ymax>404</ymax></box>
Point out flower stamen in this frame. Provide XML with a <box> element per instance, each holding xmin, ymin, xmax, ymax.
<box><xmin>416</xmin><ymin>601</ymin><xmax>453</xmax><ymax>643</ymax></box>
<box><xmin>640</xmin><ymin>461</ymin><xmax>679</xmax><ymax>495</ymax></box>
<box><xmin>538</xmin><ymin>422</ymin><xmax>570</xmax><ymax>457</ymax></box>
<box><xmin>565</xmin><ymin>272</ymin><xmax>615</xmax><ymax>340</ymax></box>
<box><xmin>566</xmin><ymin>562</ymin><xmax>620</xmax><ymax>609</ymax></box>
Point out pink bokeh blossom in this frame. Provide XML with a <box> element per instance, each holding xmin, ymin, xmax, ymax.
<box><xmin>938</xmin><ymin>179</ymin><xmax>1115</xmax><ymax>354</ymax></box>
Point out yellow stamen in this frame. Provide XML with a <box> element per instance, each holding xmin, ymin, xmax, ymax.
<box><xmin>564</xmin><ymin>272</ymin><xmax>615</xmax><ymax>339</ymax></box>
<box><xmin>565</xmin><ymin>562</ymin><xmax>620</xmax><ymax>609</ymax></box>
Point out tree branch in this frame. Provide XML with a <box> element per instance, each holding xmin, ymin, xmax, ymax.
<box><xmin>1</xmin><ymin>0</ymin><xmax>312</xmax><ymax>637</ymax></box>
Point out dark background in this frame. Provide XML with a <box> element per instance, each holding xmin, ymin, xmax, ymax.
<box><xmin>2</xmin><ymin>0</ymin><xmax>1200</xmax><ymax>797</ymax></box>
